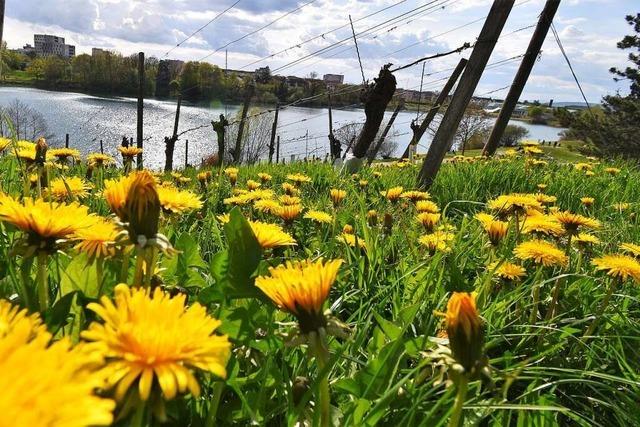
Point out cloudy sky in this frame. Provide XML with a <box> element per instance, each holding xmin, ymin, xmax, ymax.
<box><xmin>4</xmin><ymin>0</ymin><xmax>637</xmax><ymax>102</ymax></box>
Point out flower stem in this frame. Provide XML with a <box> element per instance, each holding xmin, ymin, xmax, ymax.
<box><xmin>205</xmin><ymin>381</ymin><xmax>225</xmax><ymax>427</ymax></box>
<box><xmin>37</xmin><ymin>252</ymin><xmax>49</xmax><ymax>312</ymax></box>
<box><xmin>448</xmin><ymin>375</ymin><xmax>468</xmax><ymax>427</ymax></box>
<box><xmin>96</xmin><ymin>257</ymin><xmax>105</xmax><ymax>297</ymax></box>
<box><xmin>311</xmin><ymin>332</ymin><xmax>331</xmax><ymax>427</ymax></box>
<box><xmin>130</xmin><ymin>403</ymin><xmax>147</xmax><ymax>427</ymax></box>
<box><xmin>120</xmin><ymin>250</ymin><xmax>130</xmax><ymax>283</ymax></box>
<box><xmin>546</xmin><ymin>276</ymin><xmax>565</xmax><ymax>322</ymax></box>
<box><xmin>583</xmin><ymin>278</ymin><xmax>617</xmax><ymax>338</ymax></box>
<box><xmin>133</xmin><ymin>247</ymin><xmax>146</xmax><ymax>287</ymax></box>
<box><xmin>143</xmin><ymin>247</ymin><xmax>158</xmax><ymax>287</ymax></box>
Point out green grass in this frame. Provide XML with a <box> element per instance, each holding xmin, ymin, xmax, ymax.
<box><xmin>0</xmin><ymin>150</ymin><xmax>639</xmax><ymax>426</ymax></box>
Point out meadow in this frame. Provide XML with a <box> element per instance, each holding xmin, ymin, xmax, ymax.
<box><xmin>0</xmin><ymin>137</ymin><xmax>639</xmax><ymax>426</ymax></box>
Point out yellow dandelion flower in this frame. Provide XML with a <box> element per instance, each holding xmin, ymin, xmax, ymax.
<box><xmin>419</xmin><ymin>231</ymin><xmax>454</xmax><ymax>254</ymax></box>
<box><xmin>416</xmin><ymin>212</ymin><xmax>441</xmax><ymax>232</ymax></box>
<box><xmin>0</xmin><ymin>197</ymin><xmax>95</xmax><ymax>253</ymax></box>
<box><xmin>514</xmin><ymin>239</ymin><xmax>568</xmax><ymax>267</ymax></box>
<box><xmin>573</xmin><ymin>162</ymin><xmax>593</xmax><ymax>171</ymax></box>
<box><xmin>157</xmin><ymin>185</ymin><xmax>203</xmax><ymax>214</ymax></box>
<box><xmin>342</xmin><ymin>224</ymin><xmax>354</xmax><ymax>234</ymax></box>
<box><xmin>521</xmin><ymin>140</ymin><xmax>540</xmax><ymax>147</ymax></box>
<box><xmin>534</xmin><ymin>193</ymin><xmax>557</xmax><ymax>205</ymax></box>
<box><xmin>118</xmin><ymin>146</ymin><xmax>143</xmax><ymax>158</ymax></box>
<box><xmin>620</xmin><ymin>242</ymin><xmax>640</xmax><ymax>258</ymax></box>
<box><xmin>592</xmin><ymin>254</ymin><xmax>640</xmax><ymax>283</ymax></box>
<box><xmin>523</xmin><ymin>146</ymin><xmax>543</xmax><ymax>155</ymax></box>
<box><xmin>574</xmin><ymin>232</ymin><xmax>600</xmax><ymax>246</ymax></box>
<box><xmin>216</xmin><ymin>213</ymin><xmax>230</xmax><ymax>224</ymax></box>
<box><xmin>47</xmin><ymin>176</ymin><xmax>91</xmax><ymax>201</ymax></box>
<box><xmin>82</xmin><ymin>284</ymin><xmax>231</xmax><ymax>402</ymax></box>
<box><xmin>337</xmin><ymin>233</ymin><xmax>366</xmax><ymax>249</ymax></box>
<box><xmin>381</xmin><ymin>186</ymin><xmax>404</xmax><ymax>202</ymax></box>
<box><xmin>330</xmin><ymin>188</ymin><xmax>347</xmax><ymax>206</ymax></box>
<box><xmin>49</xmin><ymin>147</ymin><xmax>81</xmax><ymax>162</ymax></box>
<box><xmin>286</xmin><ymin>173</ymin><xmax>312</xmax><ymax>184</ymax></box>
<box><xmin>521</xmin><ymin>214</ymin><xmax>564</xmax><ymax>237</ymax></box>
<box><xmin>488</xmin><ymin>261</ymin><xmax>526</xmax><ymax>282</ymax></box>
<box><xmin>581</xmin><ymin>197</ymin><xmax>595</xmax><ymax>207</ymax></box>
<box><xmin>487</xmin><ymin>193</ymin><xmax>542</xmax><ymax>216</ymax></box>
<box><xmin>475</xmin><ymin>212</ymin><xmax>509</xmax><ymax>245</ymax></box>
<box><xmin>0</xmin><ymin>299</ymin><xmax>47</xmax><ymax>340</ymax></box>
<box><xmin>73</xmin><ymin>217</ymin><xmax>122</xmax><ymax>260</ymax></box>
<box><xmin>304</xmin><ymin>210</ymin><xmax>333</xmax><ymax>224</ymax></box>
<box><xmin>0</xmin><ymin>326</ymin><xmax>114</xmax><ymax>426</ymax></box>
<box><xmin>249</xmin><ymin>221</ymin><xmax>296</xmax><ymax>249</ymax></box>
<box><xmin>254</xmin><ymin>199</ymin><xmax>282</xmax><ymax>214</ymax></box>
<box><xmin>537</xmin><ymin>183</ymin><xmax>547</xmax><ymax>191</ymax></box>
<box><xmin>246</xmin><ymin>179</ymin><xmax>261</xmax><ymax>191</ymax></box>
<box><xmin>585</xmin><ymin>170</ymin><xmax>595</xmax><ymax>177</ymax></box>
<box><xmin>553</xmin><ymin>211</ymin><xmax>601</xmax><ymax>234</ymax></box>
<box><xmin>401</xmin><ymin>190</ymin><xmax>430</xmax><ymax>202</ymax></box>
<box><xmin>255</xmin><ymin>258</ymin><xmax>343</xmax><ymax>333</ymax></box>
<box><xmin>416</xmin><ymin>200</ymin><xmax>440</xmax><ymax>213</ymax></box>
<box><xmin>0</xmin><ymin>137</ymin><xmax>11</xmax><ymax>152</ymax></box>
<box><xmin>605</xmin><ymin>167</ymin><xmax>621</xmax><ymax>175</ymax></box>
<box><xmin>359</xmin><ymin>179</ymin><xmax>368</xmax><ymax>189</ymax></box>
<box><xmin>280</xmin><ymin>195</ymin><xmax>301</xmax><ymax>206</ymax></box>
<box><xmin>258</xmin><ymin>172</ymin><xmax>272</xmax><ymax>182</ymax></box>
<box><xmin>277</xmin><ymin>204</ymin><xmax>302</xmax><ymax>224</ymax></box>
<box><xmin>612</xmin><ymin>202</ymin><xmax>630</xmax><ymax>212</ymax></box>
<box><xmin>87</xmin><ymin>153</ymin><xmax>115</xmax><ymax>168</ymax></box>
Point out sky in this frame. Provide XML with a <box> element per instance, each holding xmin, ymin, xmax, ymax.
<box><xmin>3</xmin><ymin>0</ymin><xmax>637</xmax><ymax>102</ymax></box>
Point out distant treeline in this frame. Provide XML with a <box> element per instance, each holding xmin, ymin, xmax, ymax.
<box><xmin>1</xmin><ymin>45</ymin><xmax>362</xmax><ymax>107</ymax></box>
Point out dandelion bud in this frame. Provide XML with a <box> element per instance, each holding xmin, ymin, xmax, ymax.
<box><xmin>342</xmin><ymin>224</ymin><xmax>354</xmax><ymax>234</ymax></box>
<box><xmin>35</xmin><ymin>137</ymin><xmax>48</xmax><ymax>166</ymax></box>
<box><xmin>445</xmin><ymin>292</ymin><xmax>484</xmax><ymax>373</ymax></box>
<box><xmin>330</xmin><ymin>189</ymin><xmax>346</xmax><ymax>207</ymax></box>
<box><xmin>383</xmin><ymin>213</ymin><xmax>393</xmax><ymax>234</ymax></box>
<box><xmin>125</xmin><ymin>171</ymin><xmax>161</xmax><ymax>244</ymax></box>
<box><xmin>292</xmin><ymin>376</ymin><xmax>310</xmax><ymax>406</ymax></box>
<box><xmin>367</xmin><ymin>210</ymin><xmax>378</xmax><ymax>227</ymax></box>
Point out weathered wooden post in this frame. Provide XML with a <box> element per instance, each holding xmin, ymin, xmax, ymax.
<box><xmin>276</xmin><ymin>135</ymin><xmax>280</xmax><ymax>163</ymax></box>
<box><xmin>367</xmin><ymin>100</ymin><xmax>404</xmax><ymax>165</ymax></box>
<box><xmin>417</xmin><ymin>0</ymin><xmax>515</xmax><ymax>189</ymax></box>
<box><xmin>346</xmin><ymin>64</ymin><xmax>396</xmax><ymax>172</ymax></box>
<box><xmin>268</xmin><ymin>103</ymin><xmax>279</xmax><ymax>163</ymax></box>
<box><xmin>136</xmin><ymin>52</ymin><xmax>144</xmax><ymax>169</ymax></box>
<box><xmin>65</xmin><ymin>134</ymin><xmax>69</xmax><ymax>148</ymax></box>
<box><xmin>100</xmin><ymin>140</ymin><xmax>104</xmax><ymax>154</ymax></box>
<box><xmin>164</xmin><ymin>84</ymin><xmax>182</xmax><ymax>172</ymax></box>
<box><xmin>482</xmin><ymin>0</ymin><xmax>561</xmax><ymax>156</ymax></box>
<box><xmin>401</xmin><ymin>58</ymin><xmax>467</xmax><ymax>158</ymax></box>
<box><xmin>233</xmin><ymin>80</ymin><xmax>255</xmax><ymax>164</ymax></box>
<box><xmin>185</xmin><ymin>139</ymin><xmax>189</xmax><ymax>169</ymax></box>
<box><xmin>327</xmin><ymin>90</ymin><xmax>341</xmax><ymax>160</ymax></box>
<box><xmin>211</xmin><ymin>114</ymin><xmax>228</xmax><ymax>166</ymax></box>
<box><xmin>0</xmin><ymin>0</ymin><xmax>5</xmax><ymax>80</ymax></box>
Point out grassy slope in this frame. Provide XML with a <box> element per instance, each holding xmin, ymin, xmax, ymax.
<box><xmin>0</xmin><ymin>152</ymin><xmax>638</xmax><ymax>426</ymax></box>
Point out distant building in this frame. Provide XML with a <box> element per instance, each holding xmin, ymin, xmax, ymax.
<box><xmin>323</xmin><ymin>73</ymin><xmax>344</xmax><ymax>88</ymax></box>
<box><xmin>92</xmin><ymin>48</ymin><xmax>106</xmax><ymax>56</ymax></box>
<box><xmin>34</xmin><ymin>34</ymin><xmax>75</xmax><ymax>58</ymax></box>
<box><xmin>16</xmin><ymin>44</ymin><xmax>36</xmax><ymax>56</ymax></box>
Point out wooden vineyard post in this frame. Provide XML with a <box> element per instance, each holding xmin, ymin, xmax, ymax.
<box><xmin>136</xmin><ymin>52</ymin><xmax>144</xmax><ymax>169</ymax></box>
<box><xmin>401</xmin><ymin>58</ymin><xmax>467</xmax><ymax>158</ymax></box>
<box><xmin>482</xmin><ymin>0</ymin><xmax>561</xmax><ymax>156</ymax></box>
<box><xmin>417</xmin><ymin>0</ymin><xmax>515</xmax><ymax>189</ymax></box>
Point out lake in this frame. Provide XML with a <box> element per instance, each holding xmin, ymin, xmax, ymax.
<box><xmin>0</xmin><ymin>86</ymin><xmax>565</xmax><ymax>169</ymax></box>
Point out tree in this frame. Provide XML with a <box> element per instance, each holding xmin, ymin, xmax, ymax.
<box><xmin>0</xmin><ymin>99</ymin><xmax>53</xmax><ymax>141</ymax></box>
<box><xmin>610</xmin><ymin>14</ymin><xmax>640</xmax><ymax>97</ymax></box>
<box><xmin>255</xmin><ymin>66</ymin><xmax>271</xmax><ymax>84</ymax></box>
<box><xmin>500</xmin><ymin>125</ymin><xmax>530</xmax><ymax>147</ymax></box>
<box><xmin>454</xmin><ymin>104</ymin><xmax>490</xmax><ymax>155</ymax></box>
<box><xmin>565</xmin><ymin>12</ymin><xmax>640</xmax><ymax>159</ymax></box>
<box><xmin>223</xmin><ymin>108</ymin><xmax>272</xmax><ymax>164</ymax></box>
<box><xmin>527</xmin><ymin>105</ymin><xmax>546</xmax><ymax>124</ymax></box>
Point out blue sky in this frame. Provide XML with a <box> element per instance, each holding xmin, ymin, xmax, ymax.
<box><xmin>4</xmin><ymin>0</ymin><xmax>637</xmax><ymax>102</ymax></box>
